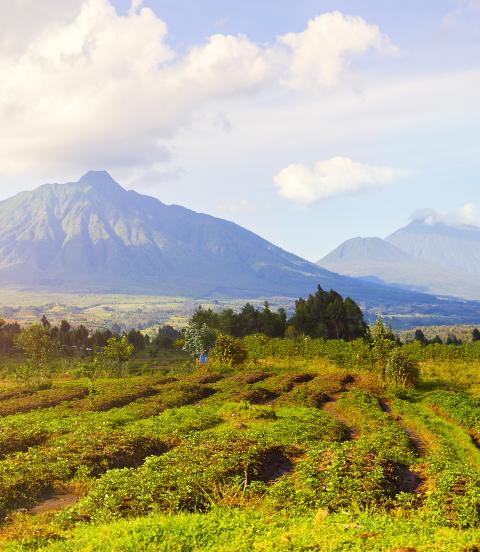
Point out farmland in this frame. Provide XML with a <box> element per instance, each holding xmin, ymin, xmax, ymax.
<box><xmin>1</xmin><ymin>338</ymin><xmax>480</xmax><ymax>550</ymax></box>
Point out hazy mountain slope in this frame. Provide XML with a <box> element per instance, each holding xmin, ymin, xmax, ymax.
<box><xmin>0</xmin><ymin>170</ymin><xmax>412</xmax><ymax>302</ymax></box>
<box><xmin>386</xmin><ymin>219</ymin><xmax>480</xmax><ymax>276</ymax></box>
<box><xmin>318</xmin><ymin>236</ymin><xmax>480</xmax><ymax>299</ymax></box>
<box><xmin>1</xmin><ymin>171</ymin><xmax>480</xmax><ymax>327</ymax></box>
<box><xmin>0</xmin><ymin>171</ymin><xmax>322</xmax><ymax>296</ymax></box>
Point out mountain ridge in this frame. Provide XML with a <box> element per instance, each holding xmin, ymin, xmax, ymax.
<box><xmin>318</xmin><ymin>218</ymin><xmax>480</xmax><ymax>300</ymax></box>
<box><xmin>0</xmin><ymin>171</ymin><xmax>357</xmax><ymax>297</ymax></box>
<box><xmin>2</xmin><ymin>171</ymin><xmax>480</xmax><ymax>328</ymax></box>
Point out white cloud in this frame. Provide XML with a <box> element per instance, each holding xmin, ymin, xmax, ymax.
<box><xmin>0</xmin><ymin>1</ymin><xmax>397</xmax><ymax>178</ymax></box>
<box><xmin>278</xmin><ymin>12</ymin><xmax>398</xmax><ymax>89</ymax></box>
<box><xmin>412</xmin><ymin>204</ymin><xmax>480</xmax><ymax>228</ymax></box>
<box><xmin>273</xmin><ymin>156</ymin><xmax>407</xmax><ymax>205</ymax></box>
<box><xmin>0</xmin><ymin>0</ymin><xmax>83</xmax><ymax>55</ymax></box>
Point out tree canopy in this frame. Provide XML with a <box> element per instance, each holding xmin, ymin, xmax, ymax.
<box><xmin>190</xmin><ymin>286</ymin><xmax>367</xmax><ymax>341</ymax></box>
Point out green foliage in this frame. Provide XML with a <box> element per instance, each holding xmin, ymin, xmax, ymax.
<box><xmin>76</xmin><ymin>357</ymin><xmax>102</xmax><ymax>394</ymax></box>
<box><xmin>14</xmin><ymin>323</ymin><xmax>58</xmax><ymax>385</ymax></box>
<box><xmin>182</xmin><ymin>322</ymin><xmax>217</xmax><ymax>360</ymax></box>
<box><xmin>73</xmin><ymin>430</ymin><xmax>274</xmax><ymax>522</ymax></box>
<box><xmin>191</xmin><ymin>302</ymin><xmax>287</xmax><ymax>338</ymax></box>
<box><xmin>210</xmin><ymin>334</ymin><xmax>248</xmax><ymax>366</ymax></box>
<box><xmin>385</xmin><ymin>348</ymin><xmax>420</xmax><ymax>389</ymax></box>
<box><xmin>190</xmin><ymin>287</ymin><xmax>366</xmax><ymax>342</ymax></box>
<box><xmin>7</xmin><ymin>335</ymin><xmax>480</xmax><ymax>548</ymax></box>
<box><xmin>289</xmin><ymin>286</ymin><xmax>367</xmax><ymax>340</ymax></box>
<box><xmin>102</xmin><ymin>335</ymin><xmax>135</xmax><ymax>376</ymax></box>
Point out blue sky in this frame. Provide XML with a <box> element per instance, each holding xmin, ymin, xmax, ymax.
<box><xmin>1</xmin><ymin>0</ymin><xmax>480</xmax><ymax>260</ymax></box>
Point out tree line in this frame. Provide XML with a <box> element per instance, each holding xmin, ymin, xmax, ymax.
<box><xmin>412</xmin><ymin>328</ymin><xmax>480</xmax><ymax>346</ymax></box>
<box><xmin>0</xmin><ymin>315</ymin><xmax>181</xmax><ymax>356</ymax></box>
<box><xmin>191</xmin><ymin>286</ymin><xmax>367</xmax><ymax>341</ymax></box>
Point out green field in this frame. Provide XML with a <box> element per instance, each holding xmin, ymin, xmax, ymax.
<box><xmin>2</xmin><ymin>343</ymin><xmax>480</xmax><ymax>550</ymax></box>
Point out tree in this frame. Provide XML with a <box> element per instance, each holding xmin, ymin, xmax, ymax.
<box><xmin>77</xmin><ymin>356</ymin><xmax>102</xmax><ymax>396</ymax></box>
<box><xmin>91</xmin><ymin>329</ymin><xmax>113</xmax><ymax>349</ymax></box>
<box><xmin>190</xmin><ymin>303</ymin><xmax>287</xmax><ymax>338</ymax></box>
<box><xmin>127</xmin><ymin>329</ymin><xmax>146</xmax><ymax>351</ymax></box>
<box><xmin>182</xmin><ymin>323</ymin><xmax>216</xmax><ymax>360</ymax></box>
<box><xmin>14</xmin><ymin>323</ymin><xmax>57</xmax><ymax>385</ymax></box>
<box><xmin>343</xmin><ymin>298</ymin><xmax>367</xmax><ymax>341</ymax></box>
<box><xmin>290</xmin><ymin>286</ymin><xmax>367</xmax><ymax>340</ymax></box>
<box><xmin>472</xmin><ymin>328</ymin><xmax>480</xmax><ymax>343</ymax></box>
<box><xmin>73</xmin><ymin>325</ymin><xmax>89</xmax><ymax>349</ymax></box>
<box><xmin>60</xmin><ymin>320</ymin><xmax>71</xmax><ymax>334</ymax></box>
<box><xmin>370</xmin><ymin>316</ymin><xmax>397</xmax><ymax>376</ymax></box>
<box><xmin>446</xmin><ymin>333</ymin><xmax>462</xmax><ymax>345</ymax></box>
<box><xmin>210</xmin><ymin>334</ymin><xmax>248</xmax><ymax>366</ymax></box>
<box><xmin>260</xmin><ymin>303</ymin><xmax>287</xmax><ymax>338</ymax></box>
<box><xmin>0</xmin><ymin>320</ymin><xmax>20</xmax><ymax>355</ymax></box>
<box><xmin>153</xmin><ymin>325</ymin><xmax>182</xmax><ymax>351</ymax></box>
<box><xmin>370</xmin><ymin>316</ymin><xmax>396</xmax><ymax>342</ymax></box>
<box><xmin>414</xmin><ymin>329</ymin><xmax>428</xmax><ymax>345</ymax></box>
<box><xmin>40</xmin><ymin>315</ymin><xmax>51</xmax><ymax>329</ymax></box>
<box><xmin>103</xmin><ymin>335</ymin><xmax>135</xmax><ymax>376</ymax></box>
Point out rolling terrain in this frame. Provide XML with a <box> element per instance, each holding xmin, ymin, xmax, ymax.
<box><xmin>2</xmin><ymin>341</ymin><xmax>480</xmax><ymax>550</ymax></box>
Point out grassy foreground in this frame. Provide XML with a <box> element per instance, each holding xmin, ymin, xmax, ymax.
<box><xmin>1</xmin><ymin>355</ymin><xmax>480</xmax><ymax>550</ymax></box>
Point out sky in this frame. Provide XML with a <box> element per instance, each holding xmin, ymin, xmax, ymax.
<box><xmin>1</xmin><ymin>0</ymin><xmax>480</xmax><ymax>260</ymax></box>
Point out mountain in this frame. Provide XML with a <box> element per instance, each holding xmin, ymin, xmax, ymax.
<box><xmin>2</xmin><ymin>171</ymin><xmax>480</xmax><ymax>328</ymax></box>
<box><xmin>0</xmin><ymin>171</ymin><xmax>394</xmax><ymax>300</ymax></box>
<box><xmin>318</xmin><ymin>218</ymin><xmax>480</xmax><ymax>300</ymax></box>
<box><xmin>387</xmin><ymin>219</ymin><xmax>480</xmax><ymax>276</ymax></box>
<box><xmin>0</xmin><ymin>170</ymin><xmax>328</xmax><ymax>297</ymax></box>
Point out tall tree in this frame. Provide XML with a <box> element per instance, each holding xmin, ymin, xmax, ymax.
<box><xmin>290</xmin><ymin>286</ymin><xmax>366</xmax><ymax>340</ymax></box>
<box><xmin>414</xmin><ymin>329</ymin><xmax>428</xmax><ymax>345</ymax></box>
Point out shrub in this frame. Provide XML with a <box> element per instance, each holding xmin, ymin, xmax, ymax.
<box><xmin>210</xmin><ymin>335</ymin><xmax>248</xmax><ymax>367</ymax></box>
<box><xmin>385</xmin><ymin>348</ymin><xmax>420</xmax><ymax>388</ymax></box>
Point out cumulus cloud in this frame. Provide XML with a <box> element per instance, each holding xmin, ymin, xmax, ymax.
<box><xmin>0</xmin><ymin>0</ymin><xmax>83</xmax><ymax>54</ymax></box>
<box><xmin>412</xmin><ymin>204</ymin><xmax>480</xmax><ymax>228</ymax></box>
<box><xmin>278</xmin><ymin>12</ymin><xmax>398</xmax><ymax>89</ymax></box>
<box><xmin>0</xmin><ymin>1</ymin><xmax>397</xmax><ymax>177</ymax></box>
<box><xmin>273</xmin><ymin>156</ymin><xmax>407</xmax><ymax>205</ymax></box>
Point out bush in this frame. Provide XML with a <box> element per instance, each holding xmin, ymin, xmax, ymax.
<box><xmin>210</xmin><ymin>335</ymin><xmax>248</xmax><ymax>367</ymax></box>
<box><xmin>385</xmin><ymin>348</ymin><xmax>420</xmax><ymax>388</ymax></box>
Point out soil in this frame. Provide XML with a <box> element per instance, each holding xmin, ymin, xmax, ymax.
<box><xmin>28</xmin><ymin>492</ymin><xmax>79</xmax><ymax>515</ymax></box>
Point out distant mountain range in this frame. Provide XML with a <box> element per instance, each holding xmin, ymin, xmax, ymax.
<box><xmin>318</xmin><ymin>219</ymin><xmax>480</xmax><ymax>300</ymax></box>
<box><xmin>1</xmin><ymin>170</ymin><xmax>480</xmax><ymax>328</ymax></box>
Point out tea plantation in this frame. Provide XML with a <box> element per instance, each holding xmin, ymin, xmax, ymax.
<box><xmin>2</xmin><ymin>342</ymin><xmax>480</xmax><ymax>550</ymax></box>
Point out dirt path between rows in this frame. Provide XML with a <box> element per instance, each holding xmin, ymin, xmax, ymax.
<box><xmin>380</xmin><ymin>400</ymin><xmax>428</xmax><ymax>457</ymax></box>
<box><xmin>322</xmin><ymin>376</ymin><xmax>360</xmax><ymax>440</ymax></box>
<box><xmin>28</xmin><ymin>492</ymin><xmax>79</xmax><ymax>515</ymax></box>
